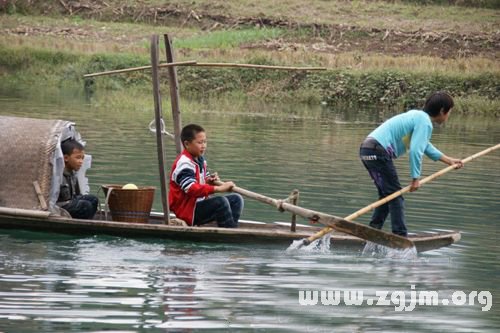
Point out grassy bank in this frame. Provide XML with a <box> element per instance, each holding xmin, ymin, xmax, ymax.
<box><xmin>1</xmin><ymin>45</ymin><xmax>498</xmax><ymax>115</ymax></box>
<box><xmin>0</xmin><ymin>0</ymin><xmax>498</xmax><ymax>115</ymax></box>
<box><xmin>3</xmin><ymin>0</ymin><xmax>498</xmax><ymax>33</ymax></box>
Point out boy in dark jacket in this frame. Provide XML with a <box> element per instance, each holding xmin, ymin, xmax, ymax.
<box><xmin>57</xmin><ymin>140</ymin><xmax>98</xmax><ymax>219</ymax></box>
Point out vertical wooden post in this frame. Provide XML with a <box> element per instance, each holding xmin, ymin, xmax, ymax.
<box><xmin>151</xmin><ymin>34</ymin><xmax>170</xmax><ymax>224</ymax></box>
<box><xmin>290</xmin><ymin>189</ymin><xmax>299</xmax><ymax>232</ymax></box>
<box><xmin>164</xmin><ymin>34</ymin><xmax>183</xmax><ymax>154</ymax></box>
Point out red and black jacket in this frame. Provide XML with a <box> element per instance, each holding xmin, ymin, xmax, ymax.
<box><xmin>168</xmin><ymin>150</ymin><xmax>214</xmax><ymax>225</ymax></box>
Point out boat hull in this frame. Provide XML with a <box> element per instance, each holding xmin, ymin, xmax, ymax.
<box><xmin>0</xmin><ymin>211</ymin><xmax>460</xmax><ymax>253</ymax></box>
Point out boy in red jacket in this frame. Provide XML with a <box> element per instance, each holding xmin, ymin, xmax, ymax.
<box><xmin>169</xmin><ymin>124</ymin><xmax>243</xmax><ymax>227</ymax></box>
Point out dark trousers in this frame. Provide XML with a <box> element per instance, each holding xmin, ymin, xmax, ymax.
<box><xmin>62</xmin><ymin>194</ymin><xmax>99</xmax><ymax>219</ymax></box>
<box><xmin>193</xmin><ymin>194</ymin><xmax>244</xmax><ymax>228</ymax></box>
<box><xmin>359</xmin><ymin>146</ymin><xmax>407</xmax><ymax>237</ymax></box>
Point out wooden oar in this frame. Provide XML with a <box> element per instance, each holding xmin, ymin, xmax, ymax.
<box><xmin>214</xmin><ymin>181</ymin><xmax>414</xmax><ymax>249</ymax></box>
<box><xmin>302</xmin><ymin>143</ymin><xmax>500</xmax><ymax>247</ymax></box>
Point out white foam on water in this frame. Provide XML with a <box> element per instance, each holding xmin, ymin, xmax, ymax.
<box><xmin>361</xmin><ymin>241</ymin><xmax>418</xmax><ymax>259</ymax></box>
<box><xmin>286</xmin><ymin>234</ymin><xmax>331</xmax><ymax>253</ymax></box>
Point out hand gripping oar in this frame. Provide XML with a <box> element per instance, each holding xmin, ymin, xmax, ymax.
<box><xmin>302</xmin><ymin>143</ymin><xmax>500</xmax><ymax>248</ymax></box>
<box><xmin>214</xmin><ymin>181</ymin><xmax>414</xmax><ymax>249</ymax></box>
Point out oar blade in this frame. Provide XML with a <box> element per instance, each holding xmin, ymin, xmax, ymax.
<box><xmin>318</xmin><ymin>216</ymin><xmax>415</xmax><ymax>249</ymax></box>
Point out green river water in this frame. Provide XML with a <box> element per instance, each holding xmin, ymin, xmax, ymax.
<box><xmin>0</xmin><ymin>83</ymin><xmax>499</xmax><ymax>332</ymax></box>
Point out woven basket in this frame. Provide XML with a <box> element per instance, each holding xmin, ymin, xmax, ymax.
<box><xmin>102</xmin><ymin>185</ymin><xmax>155</xmax><ymax>223</ymax></box>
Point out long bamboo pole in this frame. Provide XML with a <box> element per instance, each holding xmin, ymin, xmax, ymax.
<box><xmin>83</xmin><ymin>61</ymin><xmax>326</xmax><ymax>78</ymax></box>
<box><xmin>193</xmin><ymin>63</ymin><xmax>327</xmax><ymax>71</ymax></box>
<box><xmin>83</xmin><ymin>60</ymin><xmax>197</xmax><ymax>78</ymax></box>
<box><xmin>303</xmin><ymin>143</ymin><xmax>500</xmax><ymax>246</ymax></box>
<box><xmin>214</xmin><ymin>181</ymin><xmax>414</xmax><ymax>249</ymax></box>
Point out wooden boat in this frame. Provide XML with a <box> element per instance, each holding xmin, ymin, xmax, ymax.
<box><xmin>0</xmin><ymin>113</ymin><xmax>462</xmax><ymax>253</ymax></box>
<box><xmin>0</xmin><ymin>209</ymin><xmax>461</xmax><ymax>253</ymax></box>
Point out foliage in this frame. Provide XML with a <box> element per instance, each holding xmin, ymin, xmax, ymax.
<box><xmin>1</xmin><ymin>45</ymin><xmax>498</xmax><ymax>115</ymax></box>
<box><xmin>303</xmin><ymin>70</ymin><xmax>499</xmax><ymax>111</ymax></box>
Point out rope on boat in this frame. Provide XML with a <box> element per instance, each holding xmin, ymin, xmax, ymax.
<box><xmin>103</xmin><ymin>187</ymin><xmax>113</xmax><ymax>221</ymax></box>
<box><xmin>275</xmin><ymin>191</ymin><xmax>300</xmax><ymax>212</ymax></box>
<box><xmin>148</xmin><ymin>118</ymin><xmax>175</xmax><ymax>139</ymax></box>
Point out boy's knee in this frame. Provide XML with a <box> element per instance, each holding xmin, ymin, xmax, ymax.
<box><xmin>83</xmin><ymin>195</ymin><xmax>99</xmax><ymax>207</ymax></box>
<box><xmin>80</xmin><ymin>200</ymin><xmax>92</xmax><ymax>210</ymax></box>
<box><xmin>78</xmin><ymin>199</ymin><xmax>97</xmax><ymax>219</ymax></box>
<box><xmin>233</xmin><ymin>193</ymin><xmax>244</xmax><ymax>204</ymax></box>
<box><xmin>215</xmin><ymin>196</ymin><xmax>230</xmax><ymax>209</ymax></box>
<box><xmin>232</xmin><ymin>194</ymin><xmax>244</xmax><ymax>211</ymax></box>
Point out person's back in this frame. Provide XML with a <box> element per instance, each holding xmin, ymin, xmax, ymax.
<box><xmin>367</xmin><ymin>109</ymin><xmax>443</xmax><ymax>180</ymax></box>
<box><xmin>168</xmin><ymin>124</ymin><xmax>243</xmax><ymax>227</ymax></box>
<box><xmin>56</xmin><ymin>139</ymin><xmax>98</xmax><ymax>219</ymax></box>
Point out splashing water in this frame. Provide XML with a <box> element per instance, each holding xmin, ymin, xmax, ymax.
<box><xmin>286</xmin><ymin>234</ymin><xmax>331</xmax><ymax>253</ymax></box>
<box><xmin>362</xmin><ymin>241</ymin><xmax>418</xmax><ymax>259</ymax></box>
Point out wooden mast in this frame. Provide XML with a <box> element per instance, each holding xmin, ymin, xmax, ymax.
<box><xmin>150</xmin><ymin>35</ymin><xmax>170</xmax><ymax>224</ymax></box>
<box><xmin>164</xmin><ymin>34</ymin><xmax>183</xmax><ymax>153</ymax></box>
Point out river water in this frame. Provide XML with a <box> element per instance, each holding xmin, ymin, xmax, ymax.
<box><xmin>0</xmin><ymin>83</ymin><xmax>499</xmax><ymax>332</ymax></box>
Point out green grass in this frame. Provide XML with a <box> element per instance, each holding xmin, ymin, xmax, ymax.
<box><xmin>174</xmin><ymin>28</ymin><xmax>285</xmax><ymax>49</ymax></box>
<box><xmin>3</xmin><ymin>13</ymin><xmax>497</xmax><ymax>77</ymax></box>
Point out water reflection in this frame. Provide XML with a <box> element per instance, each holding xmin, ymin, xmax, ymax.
<box><xmin>0</xmin><ymin>231</ymin><xmax>498</xmax><ymax>332</ymax></box>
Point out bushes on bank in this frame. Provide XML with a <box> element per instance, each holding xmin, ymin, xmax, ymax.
<box><xmin>1</xmin><ymin>46</ymin><xmax>498</xmax><ymax>114</ymax></box>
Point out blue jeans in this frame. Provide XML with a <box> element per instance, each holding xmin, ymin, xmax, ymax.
<box><xmin>62</xmin><ymin>194</ymin><xmax>99</xmax><ymax>219</ymax></box>
<box><xmin>359</xmin><ymin>145</ymin><xmax>407</xmax><ymax>237</ymax></box>
<box><xmin>193</xmin><ymin>194</ymin><xmax>244</xmax><ymax>228</ymax></box>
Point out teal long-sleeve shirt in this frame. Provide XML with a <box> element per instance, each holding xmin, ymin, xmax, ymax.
<box><xmin>368</xmin><ymin>109</ymin><xmax>443</xmax><ymax>179</ymax></box>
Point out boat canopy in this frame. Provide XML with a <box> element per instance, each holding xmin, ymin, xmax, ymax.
<box><xmin>0</xmin><ymin>116</ymin><xmax>90</xmax><ymax>214</ymax></box>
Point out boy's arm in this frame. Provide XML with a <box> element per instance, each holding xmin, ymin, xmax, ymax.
<box><xmin>439</xmin><ymin>154</ymin><xmax>464</xmax><ymax>168</ymax></box>
<box><xmin>424</xmin><ymin>142</ymin><xmax>443</xmax><ymax>161</ymax></box>
<box><xmin>206</xmin><ymin>171</ymin><xmax>220</xmax><ymax>185</ymax></box>
<box><xmin>408</xmin><ymin>126</ymin><xmax>430</xmax><ymax>179</ymax></box>
<box><xmin>410</xmin><ymin>154</ymin><xmax>463</xmax><ymax>192</ymax></box>
<box><xmin>174</xmin><ymin>167</ymin><xmax>214</xmax><ymax>197</ymax></box>
<box><xmin>213</xmin><ymin>181</ymin><xmax>235</xmax><ymax>193</ymax></box>
<box><xmin>409</xmin><ymin>120</ymin><xmax>441</xmax><ymax>179</ymax></box>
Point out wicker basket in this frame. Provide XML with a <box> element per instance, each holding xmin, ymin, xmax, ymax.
<box><xmin>102</xmin><ymin>184</ymin><xmax>155</xmax><ymax>223</ymax></box>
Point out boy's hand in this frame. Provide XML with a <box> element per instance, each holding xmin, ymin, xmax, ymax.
<box><xmin>214</xmin><ymin>181</ymin><xmax>235</xmax><ymax>193</ymax></box>
<box><xmin>448</xmin><ymin>158</ymin><xmax>464</xmax><ymax>169</ymax></box>
<box><xmin>207</xmin><ymin>172</ymin><xmax>220</xmax><ymax>185</ymax></box>
<box><xmin>410</xmin><ymin>178</ymin><xmax>420</xmax><ymax>192</ymax></box>
<box><xmin>441</xmin><ymin>155</ymin><xmax>464</xmax><ymax>169</ymax></box>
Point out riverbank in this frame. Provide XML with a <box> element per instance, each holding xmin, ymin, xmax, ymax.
<box><xmin>0</xmin><ymin>1</ymin><xmax>498</xmax><ymax>114</ymax></box>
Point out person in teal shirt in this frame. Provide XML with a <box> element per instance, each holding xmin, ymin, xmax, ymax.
<box><xmin>359</xmin><ymin>92</ymin><xmax>463</xmax><ymax>236</ymax></box>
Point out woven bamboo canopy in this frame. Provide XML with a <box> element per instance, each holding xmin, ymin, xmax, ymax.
<box><xmin>0</xmin><ymin>116</ymin><xmax>72</xmax><ymax>211</ymax></box>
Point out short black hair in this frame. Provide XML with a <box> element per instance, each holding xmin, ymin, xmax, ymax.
<box><xmin>61</xmin><ymin>139</ymin><xmax>84</xmax><ymax>156</ymax></box>
<box><xmin>181</xmin><ymin>124</ymin><xmax>205</xmax><ymax>147</ymax></box>
<box><xmin>423</xmin><ymin>91</ymin><xmax>454</xmax><ymax>117</ymax></box>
